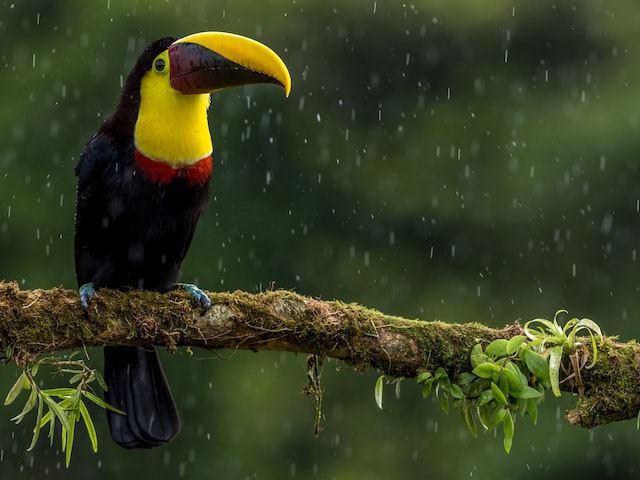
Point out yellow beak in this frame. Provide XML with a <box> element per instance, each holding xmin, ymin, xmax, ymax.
<box><xmin>169</xmin><ymin>31</ymin><xmax>291</xmax><ymax>97</ymax></box>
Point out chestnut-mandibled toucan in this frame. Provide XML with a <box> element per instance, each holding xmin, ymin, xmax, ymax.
<box><xmin>74</xmin><ymin>32</ymin><xmax>290</xmax><ymax>449</ymax></box>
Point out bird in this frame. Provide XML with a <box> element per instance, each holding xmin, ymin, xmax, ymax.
<box><xmin>74</xmin><ymin>31</ymin><xmax>291</xmax><ymax>449</ymax></box>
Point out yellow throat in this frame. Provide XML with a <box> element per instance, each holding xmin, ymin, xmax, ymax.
<box><xmin>134</xmin><ymin>50</ymin><xmax>213</xmax><ymax>165</ymax></box>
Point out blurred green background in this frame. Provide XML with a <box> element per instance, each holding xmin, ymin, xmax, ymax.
<box><xmin>1</xmin><ymin>0</ymin><xmax>640</xmax><ymax>478</ymax></box>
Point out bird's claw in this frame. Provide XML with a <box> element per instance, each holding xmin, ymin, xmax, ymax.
<box><xmin>79</xmin><ymin>282</ymin><xmax>96</xmax><ymax>311</ymax></box>
<box><xmin>177</xmin><ymin>283</ymin><xmax>211</xmax><ymax>313</ymax></box>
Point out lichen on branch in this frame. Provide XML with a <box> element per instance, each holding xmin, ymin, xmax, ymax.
<box><xmin>0</xmin><ymin>280</ymin><xmax>638</xmax><ymax>429</ymax></box>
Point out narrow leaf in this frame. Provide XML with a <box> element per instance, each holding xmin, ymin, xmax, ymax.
<box><xmin>27</xmin><ymin>395</ymin><xmax>44</xmax><ymax>451</ymax></box>
<box><xmin>548</xmin><ymin>345</ymin><xmax>563</xmax><ymax>397</ymax></box>
<box><xmin>491</xmin><ymin>382</ymin><xmax>508</xmax><ymax>406</ymax></box>
<box><xmin>502</xmin><ymin>363</ymin><xmax>523</xmax><ymax>392</ymax></box>
<box><xmin>82</xmin><ymin>390</ymin><xmax>126</xmax><ymax>415</ymax></box>
<box><xmin>93</xmin><ymin>369</ymin><xmax>108</xmax><ymax>391</ymax></box>
<box><xmin>439</xmin><ymin>392</ymin><xmax>449</xmax><ymax>414</ymax></box>
<box><xmin>78</xmin><ymin>400</ymin><xmax>98</xmax><ymax>453</ymax></box>
<box><xmin>374</xmin><ymin>375</ymin><xmax>384</xmax><ymax>409</ymax></box>
<box><xmin>503</xmin><ymin>410</ymin><xmax>514</xmax><ymax>453</ymax></box>
<box><xmin>64</xmin><ymin>410</ymin><xmax>76</xmax><ymax>467</ymax></box>
<box><xmin>5</xmin><ymin>372</ymin><xmax>27</xmax><ymax>405</ymax></box>
<box><xmin>11</xmin><ymin>387</ymin><xmax>38</xmax><ymax>424</ymax></box>
<box><xmin>462</xmin><ymin>404</ymin><xmax>477</xmax><ymax>437</ymax></box>
<box><xmin>394</xmin><ymin>379</ymin><xmax>401</xmax><ymax>399</ymax></box>
<box><xmin>42</xmin><ymin>394</ymin><xmax>71</xmax><ymax>432</ymax></box>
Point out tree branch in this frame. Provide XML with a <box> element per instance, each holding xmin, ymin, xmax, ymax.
<box><xmin>0</xmin><ymin>280</ymin><xmax>638</xmax><ymax>429</ymax></box>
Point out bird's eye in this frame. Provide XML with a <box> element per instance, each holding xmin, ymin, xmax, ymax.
<box><xmin>154</xmin><ymin>58</ymin><xmax>166</xmax><ymax>72</ymax></box>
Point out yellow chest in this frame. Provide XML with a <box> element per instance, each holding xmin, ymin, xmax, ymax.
<box><xmin>134</xmin><ymin>74</ymin><xmax>213</xmax><ymax>165</ymax></box>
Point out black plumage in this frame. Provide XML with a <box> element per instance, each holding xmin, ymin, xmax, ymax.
<box><xmin>74</xmin><ymin>30</ymin><xmax>290</xmax><ymax>449</ymax></box>
<box><xmin>74</xmin><ymin>37</ymin><xmax>210</xmax><ymax>449</ymax></box>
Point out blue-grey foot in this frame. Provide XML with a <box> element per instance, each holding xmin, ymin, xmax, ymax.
<box><xmin>176</xmin><ymin>283</ymin><xmax>211</xmax><ymax>312</ymax></box>
<box><xmin>79</xmin><ymin>282</ymin><xmax>96</xmax><ymax>310</ymax></box>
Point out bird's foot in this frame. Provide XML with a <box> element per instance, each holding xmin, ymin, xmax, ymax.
<box><xmin>177</xmin><ymin>283</ymin><xmax>211</xmax><ymax>313</ymax></box>
<box><xmin>79</xmin><ymin>282</ymin><xmax>96</xmax><ymax>310</ymax></box>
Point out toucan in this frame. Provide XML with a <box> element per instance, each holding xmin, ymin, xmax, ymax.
<box><xmin>74</xmin><ymin>32</ymin><xmax>291</xmax><ymax>449</ymax></box>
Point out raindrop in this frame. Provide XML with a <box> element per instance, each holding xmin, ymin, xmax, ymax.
<box><xmin>600</xmin><ymin>213</ymin><xmax>613</xmax><ymax>234</ymax></box>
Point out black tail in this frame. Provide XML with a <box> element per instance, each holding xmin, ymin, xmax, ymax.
<box><xmin>103</xmin><ymin>346</ymin><xmax>180</xmax><ymax>449</ymax></box>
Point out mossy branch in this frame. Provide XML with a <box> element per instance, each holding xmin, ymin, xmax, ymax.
<box><xmin>0</xmin><ymin>280</ymin><xmax>638</xmax><ymax>430</ymax></box>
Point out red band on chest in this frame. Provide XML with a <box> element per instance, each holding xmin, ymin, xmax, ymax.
<box><xmin>134</xmin><ymin>150</ymin><xmax>212</xmax><ymax>186</ymax></box>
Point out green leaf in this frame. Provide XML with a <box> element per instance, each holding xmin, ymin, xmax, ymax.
<box><xmin>42</xmin><ymin>387</ymin><xmax>76</xmax><ymax>398</ymax></box>
<box><xmin>502</xmin><ymin>363</ymin><xmax>523</xmax><ymax>392</ymax></box>
<box><xmin>420</xmin><ymin>377</ymin><xmax>434</xmax><ymax>398</ymax></box>
<box><xmin>494</xmin><ymin>406</ymin><xmax>508</xmax><ymax>423</ymax></box>
<box><xmin>93</xmin><ymin>369</ymin><xmax>108</xmax><ymax>392</ymax></box>
<box><xmin>42</xmin><ymin>394</ymin><xmax>71</xmax><ymax>432</ymax></box>
<box><xmin>78</xmin><ymin>400</ymin><xmax>98</xmax><ymax>453</ymax></box>
<box><xmin>434</xmin><ymin>367</ymin><xmax>449</xmax><ymax>384</ymax></box>
<box><xmin>457</xmin><ymin>372</ymin><xmax>477</xmax><ymax>385</ymax></box>
<box><xmin>548</xmin><ymin>345</ymin><xmax>564</xmax><ymax>397</ymax></box>
<box><xmin>506</xmin><ymin>335</ymin><xmax>527</xmax><ymax>355</ymax></box>
<box><xmin>498</xmin><ymin>372</ymin><xmax>510</xmax><ymax>399</ymax></box>
<box><xmin>503</xmin><ymin>410</ymin><xmax>514</xmax><ymax>453</ymax></box>
<box><xmin>477</xmin><ymin>404</ymin><xmax>492</xmax><ymax>430</ymax></box>
<box><xmin>11</xmin><ymin>387</ymin><xmax>38</xmax><ymax>424</ymax></box>
<box><xmin>491</xmin><ymin>382</ymin><xmax>508</xmax><ymax>406</ymax></box>
<box><xmin>527</xmin><ymin>395</ymin><xmax>540</xmax><ymax>425</ymax></box>
<box><xmin>27</xmin><ymin>395</ymin><xmax>44</xmax><ymax>451</ymax></box>
<box><xmin>477</xmin><ymin>388</ymin><xmax>494</xmax><ymax>407</ymax></box>
<box><xmin>439</xmin><ymin>392</ymin><xmax>449</xmax><ymax>414</ymax></box>
<box><xmin>449</xmin><ymin>383</ymin><xmax>464</xmax><ymax>400</ymax></box>
<box><xmin>472</xmin><ymin>362</ymin><xmax>497</xmax><ymax>379</ymax></box>
<box><xmin>521</xmin><ymin>347</ymin><xmax>549</xmax><ymax>381</ymax></box>
<box><xmin>485</xmin><ymin>339</ymin><xmax>508</xmax><ymax>358</ymax></box>
<box><xmin>467</xmin><ymin>377</ymin><xmax>490</xmax><ymax>398</ymax></box>
<box><xmin>470</xmin><ymin>344</ymin><xmax>491</xmax><ymax>368</ymax></box>
<box><xmin>5</xmin><ymin>372</ymin><xmax>28</xmax><ymax>405</ymax></box>
<box><xmin>461</xmin><ymin>404</ymin><xmax>477</xmax><ymax>437</ymax></box>
<box><xmin>417</xmin><ymin>372</ymin><xmax>432</xmax><ymax>383</ymax></box>
<box><xmin>64</xmin><ymin>410</ymin><xmax>77</xmax><ymax>467</ymax></box>
<box><xmin>68</xmin><ymin>372</ymin><xmax>85</xmax><ymax>385</ymax></box>
<box><xmin>82</xmin><ymin>390</ymin><xmax>126</xmax><ymax>415</ymax></box>
<box><xmin>374</xmin><ymin>375</ymin><xmax>384</xmax><ymax>409</ymax></box>
<box><xmin>510</xmin><ymin>385</ymin><xmax>542</xmax><ymax>399</ymax></box>
<box><xmin>394</xmin><ymin>379</ymin><xmax>402</xmax><ymax>399</ymax></box>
